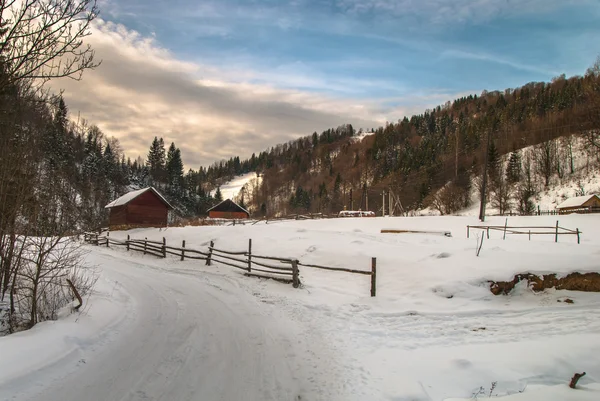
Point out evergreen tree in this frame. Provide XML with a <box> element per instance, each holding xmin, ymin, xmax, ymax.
<box><xmin>165</xmin><ymin>142</ymin><xmax>184</xmax><ymax>193</ymax></box>
<box><xmin>506</xmin><ymin>151</ymin><xmax>522</xmax><ymax>184</ymax></box>
<box><xmin>214</xmin><ymin>186</ymin><xmax>223</xmax><ymax>203</ymax></box>
<box><xmin>45</xmin><ymin>96</ymin><xmax>70</xmax><ymax>172</ymax></box>
<box><xmin>146</xmin><ymin>137</ymin><xmax>166</xmax><ymax>184</ymax></box>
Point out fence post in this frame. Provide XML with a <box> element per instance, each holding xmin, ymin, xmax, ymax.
<box><xmin>503</xmin><ymin>218</ymin><xmax>508</xmax><ymax>240</ymax></box>
<box><xmin>127</xmin><ymin>235</ymin><xmax>130</xmax><ymax>251</ymax></box>
<box><xmin>162</xmin><ymin>237</ymin><xmax>166</xmax><ymax>258</ymax></box>
<box><xmin>247</xmin><ymin>238</ymin><xmax>252</xmax><ymax>272</ymax></box>
<box><xmin>371</xmin><ymin>257</ymin><xmax>377</xmax><ymax>297</ymax></box>
<box><xmin>555</xmin><ymin>220</ymin><xmax>559</xmax><ymax>243</ymax></box>
<box><xmin>292</xmin><ymin>259</ymin><xmax>299</xmax><ymax>288</ymax></box>
<box><xmin>106</xmin><ymin>231</ymin><xmax>109</xmax><ymax>247</ymax></box>
<box><xmin>487</xmin><ymin>227</ymin><xmax>490</xmax><ymax>239</ymax></box>
<box><xmin>206</xmin><ymin>240</ymin><xmax>213</xmax><ymax>266</ymax></box>
<box><xmin>144</xmin><ymin>238</ymin><xmax>147</xmax><ymax>255</ymax></box>
<box><xmin>576</xmin><ymin>228</ymin><xmax>580</xmax><ymax>244</ymax></box>
<box><xmin>529</xmin><ymin>230</ymin><xmax>531</xmax><ymax>241</ymax></box>
<box><xmin>467</xmin><ymin>225</ymin><xmax>470</xmax><ymax>238</ymax></box>
<box><xmin>181</xmin><ymin>240</ymin><xmax>186</xmax><ymax>261</ymax></box>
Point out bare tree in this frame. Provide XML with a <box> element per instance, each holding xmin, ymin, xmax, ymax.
<box><xmin>581</xmin><ymin>57</ymin><xmax>600</xmax><ymax>150</ymax></box>
<box><xmin>534</xmin><ymin>140</ymin><xmax>555</xmax><ymax>187</ymax></box>
<box><xmin>0</xmin><ymin>0</ymin><xmax>99</xmax><ymax>93</ymax></box>
<box><xmin>0</xmin><ymin>0</ymin><xmax>99</xmax><ymax>333</ymax></box>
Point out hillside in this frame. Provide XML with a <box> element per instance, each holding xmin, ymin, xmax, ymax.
<box><xmin>419</xmin><ymin>134</ymin><xmax>600</xmax><ymax>217</ymax></box>
<box><xmin>211</xmin><ymin>65</ymin><xmax>600</xmax><ymax>218</ymax></box>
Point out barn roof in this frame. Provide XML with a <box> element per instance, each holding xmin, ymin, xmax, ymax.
<box><xmin>207</xmin><ymin>198</ymin><xmax>249</xmax><ymax>215</ymax></box>
<box><xmin>104</xmin><ymin>187</ymin><xmax>173</xmax><ymax>209</ymax></box>
<box><xmin>556</xmin><ymin>194</ymin><xmax>600</xmax><ymax>209</ymax></box>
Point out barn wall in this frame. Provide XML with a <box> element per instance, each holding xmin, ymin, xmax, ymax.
<box><xmin>209</xmin><ymin>211</ymin><xmax>249</xmax><ymax>219</ymax></box>
<box><xmin>126</xmin><ymin>190</ymin><xmax>169</xmax><ymax>226</ymax></box>
<box><xmin>109</xmin><ymin>205</ymin><xmax>128</xmax><ymax>227</ymax></box>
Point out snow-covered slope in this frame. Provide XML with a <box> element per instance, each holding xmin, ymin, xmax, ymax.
<box><xmin>2</xmin><ymin>215</ymin><xmax>597</xmax><ymax>401</ymax></box>
<box><xmin>211</xmin><ymin>172</ymin><xmax>259</xmax><ymax>201</ymax></box>
<box><xmin>423</xmin><ymin>134</ymin><xmax>600</xmax><ymax>216</ymax></box>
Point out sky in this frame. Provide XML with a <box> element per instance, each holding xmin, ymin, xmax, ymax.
<box><xmin>55</xmin><ymin>0</ymin><xmax>600</xmax><ymax>168</ymax></box>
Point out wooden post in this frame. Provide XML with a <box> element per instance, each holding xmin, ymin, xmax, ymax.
<box><xmin>247</xmin><ymin>239</ymin><xmax>252</xmax><ymax>272</ymax></box>
<box><xmin>66</xmin><ymin>279</ymin><xmax>83</xmax><ymax>311</ymax></box>
<box><xmin>371</xmin><ymin>257</ymin><xmax>377</xmax><ymax>297</ymax></box>
<box><xmin>127</xmin><ymin>235</ymin><xmax>130</xmax><ymax>251</ymax></box>
<box><xmin>467</xmin><ymin>225</ymin><xmax>470</xmax><ymax>238</ymax></box>
<box><xmin>106</xmin><ymin>233</ymin><xmax>109</xmax><ymax>247</ymax></box>
<box><xmin>181</xmin><ymin>240</ymin><xmax>186</xmax><ymax>261</ymax></box>
<box><xmin>487</xmin><ymin>227</ymin><xmax>490</xmax><ymax>239</ymax></box>
<box><xmin>576</xmin><ymin>228</ymin><xmax>580</xmax><ymax>244</ymax></box>
<box><xmin>162</xmin><ymin>237</ymin><xmax>166</xmax><ymax>258</ymax></box>
<box><xmin>503</xmin><ymin>218</ymin><xmax>508</xmax><ymax>240</ymax></box>
<box><xmin>206</xmin><ymin>240</ymin><xmax>214</xmax><ymax>266</ymax></box>
<box><xmin>555</xmin><ymin>220</ymin><xmax>559</xmax><ymax>243</ymax></box>
<box><xmin>291</xmin><ymin>259</ymin><xmax>299</xmax><ymax>288</ymax></box>
<box><xmin>144</xmin><ymin>238</ymin><xmax>147</xmax><ymax>255</ymax></box>
<box><xmin>529</xmin><ymin>230</ymin><xmax>531</xmax><ymax>241</ymax></box>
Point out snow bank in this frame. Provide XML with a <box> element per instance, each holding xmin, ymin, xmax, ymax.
<box><xmin>0</xmin><ymin>257</ymin><xmax>131</xmax><ymax>392</ymax></box>
<box><xmin>106</xmin><ymin>214</ymin><xmax>600</xmax><ymax>400</ymax></box>
<box><xmin>2</xmin><ymin>214</ymin><xmax>598</xmax><ymax>400</ymax></box>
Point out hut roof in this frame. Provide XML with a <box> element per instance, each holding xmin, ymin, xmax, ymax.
<box><xmin>556</xmin><ymin>194</ymin><xmax>600</xmax><ymax>209</ymax></box>
<box><xmin>105</xmin><ymin>187</ymin><xmax>173</xmax><ymax>209</ymax></box>
<box><xmin>207</xmin><ymin>198</ymin><xmax>249</xmax><ymax>215</ymax></box>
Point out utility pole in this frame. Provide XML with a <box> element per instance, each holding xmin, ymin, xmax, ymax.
<box><xmin>479</xmin><ymin>131</ymin><xmax>491</xmax><ymax>222</ymax></box>
<box><xmin>382</xmin><ymin>190</ymin><xmax>386</xmax><ymax>216</ymax></box>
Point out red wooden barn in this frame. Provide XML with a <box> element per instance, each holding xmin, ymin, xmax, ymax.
<box><xmin>207</xmin><ymin>199</ymin><xmax>249</xmax><ymax>219</ymax></box>
<box><xmin>105</xmin><ymin>187</ymin><xmax>173</xmax><ymax>228</ymax></box>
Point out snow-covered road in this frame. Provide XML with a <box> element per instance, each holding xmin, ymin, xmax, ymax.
<box><xmin>1</xmin><ymin>251</ymin><xmax>336</xmax><ymax>401</ymax></box>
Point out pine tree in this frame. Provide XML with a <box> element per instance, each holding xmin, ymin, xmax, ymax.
<box><xmin>506</xmin><ymin>151</ymin><xmax>522</xmax><ymax>184</ymax></box>
<box><xmin>146</xmin><ymin>137</ymin><xmax>166</xmax><ymax>184</ymax></box>
<box><xmin>214</xmin><ymin>186</ymin><xmax>223</xmax><ymax>203</ymax></box>
<box><xmin>165</xmin><ymin>142</ymin><xmax>184</xmax><ymax>193</ymax></box>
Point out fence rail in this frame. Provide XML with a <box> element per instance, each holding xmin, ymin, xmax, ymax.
<box><xmin>467</xmin><ymin>219</ymin><xmax>581</xmax><ymax>244</ymax></box>
<box><xmin>83</xmin><ymin>233</ymin><xmax>377</xmax><ymax>296</ymax></box>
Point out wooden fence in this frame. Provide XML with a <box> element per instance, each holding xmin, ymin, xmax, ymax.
<box><xmin>467</xmin><ymin>219</ymin><xmax>581</xmax><ymax>244</ymax></box>
<box><xmin>83</xmin><ymin>233</ymin><xmax>377</xmax><ymax>296</ymax></box>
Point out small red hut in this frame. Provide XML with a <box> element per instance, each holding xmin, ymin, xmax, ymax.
<box><xmin>105</xmin><ymin>187</ymin><xmax>173</xmax><ymax>228</ymax></box>
<box><xmin>207</xmin><ymin>199</ymin><xmax>249</xmax><ymax>219</ymax></box>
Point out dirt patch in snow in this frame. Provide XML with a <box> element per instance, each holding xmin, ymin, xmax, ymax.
<box><xmin>490</xmin><ymin>272</ymin><xmax>600</xmax><ymax>295</ymax></box>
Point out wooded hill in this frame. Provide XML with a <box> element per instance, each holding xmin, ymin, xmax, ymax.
<box><xmin>222</xmin><ymin>62</ymin><xmax>600</xmax><ymax>217</ymax></box>
<box><xmin>3</xmin><ymin>59</ymin><xmax>600</xmax><ymax>232</ymax></box>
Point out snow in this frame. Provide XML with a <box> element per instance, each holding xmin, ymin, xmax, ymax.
<box><xmin>104</xmin><ymin>187</ymin><xmax>172</xmax><ymax>208</ymax></box>
<box><xmin>351</xmin><ymin>131</ymin><xmax>374</xmax><ymax>143</ymax></box>
<box><xmin>421</xmin><ymin>134</ymin><xmax>600</xmax><ymax>216</ymax></box>
<box><xmin>1</xmin><ymin>214</ymin><xmax>599</xmax><ymax>400</ymax></box>
<box><xmin>211</xmin><ymin>172</ymin><xmax>258</xmax><ymax>200</ymax></box>
<box><xmin>556</xmin><ymin>194</ymin><xmax>599</xmax><ymax>209</ymax></box>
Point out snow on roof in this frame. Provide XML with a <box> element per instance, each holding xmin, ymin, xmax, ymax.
<box><xmin>556</xmin><ymin>194</ymin><xmax>600</xmax><ymax>209</ymax></box>
<box><xmin>104</xmin><ymin>187</ymin><xmax>173</xmax><ymax>209</ymax></box>
<box><xmin>206</xmin><ymin>198</ymin><xmax>250</xmax><ymax>215</ymax></box>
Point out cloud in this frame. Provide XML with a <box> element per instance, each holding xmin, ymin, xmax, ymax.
<box><xmin>53</xmin><ymin>20</ymin><xmax>391</xmax><ymax>168</ymax></box>
<box><xmin>440</xmin><ymin>50</ymin><xmax>560</xmax><ymax>76</ymax></box>
<box><xmin>334</xmin><ymin>0</ymin><xmax>578</xmax><ymax>24</ymax></box>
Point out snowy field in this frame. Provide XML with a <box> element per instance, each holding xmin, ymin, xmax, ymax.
<box><xmin>1</xmin><ymin>215</ymin><xmax>599</xmax><ymax>400</ymax></box>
